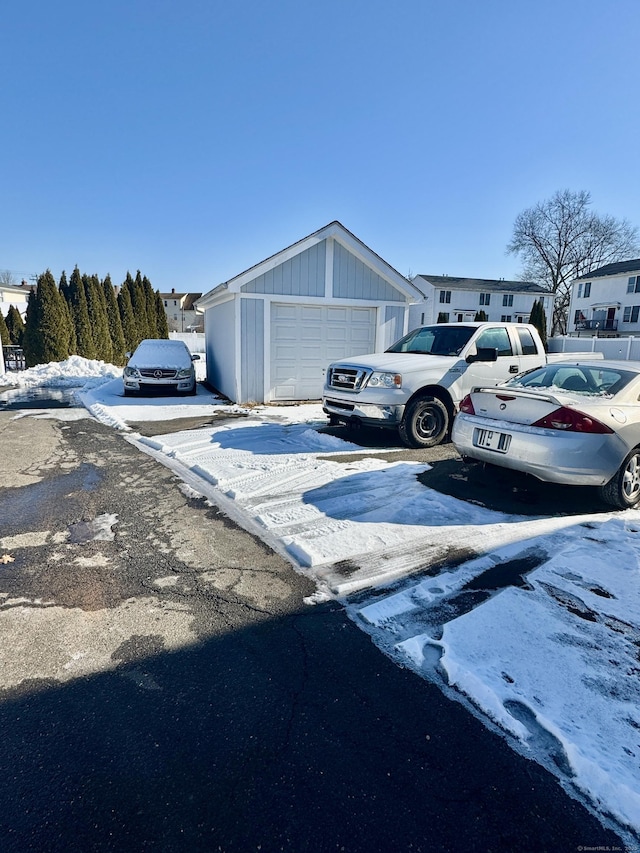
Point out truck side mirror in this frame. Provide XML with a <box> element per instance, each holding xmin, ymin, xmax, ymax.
<box><xmin>466</xmin><ymin>347</ymin><xmax>498</xmax><ymax>364</ymax></box>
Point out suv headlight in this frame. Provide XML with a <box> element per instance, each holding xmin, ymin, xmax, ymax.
<box><xmin>124</xmin><ymin>366</ymin><xmax>140</xmax><ymax>378</ymax></box>
<box><xmin>367</xmin><ymin>371</ymin><xmax>402</xmax><ymax>388</ymax></box>
<box><xmin>177</xmin><ymin>368</ymin><xmax>192</xmax><ymax>378</ymax></box>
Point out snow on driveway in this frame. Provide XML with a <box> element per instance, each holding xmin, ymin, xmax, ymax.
<box><xmin>3</xmin><ymin>358</ymin><xmax>640</xmax><ymax>844</ymax></box>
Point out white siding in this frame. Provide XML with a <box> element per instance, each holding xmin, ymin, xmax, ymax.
<box><xmin>409</xmin><ymin>286</ymin><xmax>550</xmax><ymax>331</ymax></box>
<box><xmin>568</xmin><ymin>270</ymin><xmax>640</xmax><ymax>334</ymax></box>
<box><xmin>205</xmin><ymin>299</ymin><xmax>237</xmax><ymax>401</ymax></box>
<box><xmin>240</xmin><ymin>298</ymin><xmax>264</xmax><ymax>403</ymax></box>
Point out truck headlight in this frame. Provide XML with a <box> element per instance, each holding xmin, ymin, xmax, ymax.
<box><xmin>367</xmin><ymin>371</ymin><xmax>402</xmax><ymax>388</ymax></box>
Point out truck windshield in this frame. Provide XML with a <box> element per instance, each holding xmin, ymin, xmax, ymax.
<box><xmin>386</xmin><ymin>325</ymin><xmax>476</xmax><ymax>356</ymax></box>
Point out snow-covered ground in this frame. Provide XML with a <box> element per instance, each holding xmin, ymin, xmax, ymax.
<box><xmin>2</xmin><ymin>358</ymin><xmax>640</xmax><ymax>844</ymax></box>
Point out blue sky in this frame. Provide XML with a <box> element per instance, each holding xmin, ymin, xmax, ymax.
<box><xmin>1</xmin><ymin>0</ymin><xmax>638</xmax><ymax>293</ymax></box>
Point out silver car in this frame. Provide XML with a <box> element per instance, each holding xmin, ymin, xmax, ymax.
<box><xmin>123</xmin><ymin>339</ymin><xmax>200</xmax><ymax>396</ymax></box>
<box><xmin>451</xmin><ymin>360</ymin><xmax>640</xmax><ymax>509</ymax></box>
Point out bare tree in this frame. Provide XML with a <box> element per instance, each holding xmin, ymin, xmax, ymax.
<box><xmin>0</xmin><ymin>269</ymin><xmax>19</xmax><ymax>287</ymax></box>
<box><xmin>507</xmin><ymin>190</ymin><xmax>639</xmax><ymax>334</ymax></box>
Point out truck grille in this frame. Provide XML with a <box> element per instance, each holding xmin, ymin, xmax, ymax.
<box><xmin>327</xmin><ymin>366</ymin><xmax>368</xmax><ymax>391</ymax></box>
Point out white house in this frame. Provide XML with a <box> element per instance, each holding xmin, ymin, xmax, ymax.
<box><xmin>408</xmin><ymin>275</ymin><xmax>551</xmax><ymax>333</ymax></box>
<box><xmin>158</xmin><ymin>289</ymin><xmax>203</xmax><ymax>332</ymax></box>
<box><xmin>196</xmin><ymin>221</ymin><xmax>422</xmax><ymax>403</ymax></box>
<box><xmin>0</xmin><ymin>282</ymin><xmax>30</xmax><ymax>319</ymax></box>
<box><xmin>568</xmin><ymin>259</ymin><xmax>640</xmax><ymax>336</ymax></box>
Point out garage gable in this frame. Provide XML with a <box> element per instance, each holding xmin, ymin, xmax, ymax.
<box><xmin>241</xmin><ymin>241</ymin><xmax>325</xmax><ymax>297</ymax></box>
<box><xmin>332</xmin><ymin>241</ymin><xmax>403</xmax><ymax>301</ymax></box>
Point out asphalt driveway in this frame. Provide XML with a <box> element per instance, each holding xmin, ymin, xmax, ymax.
<box><xmin>0</xmin><ymin>407</ymin><xmax>625</xmax><ymax>851</ymax></box>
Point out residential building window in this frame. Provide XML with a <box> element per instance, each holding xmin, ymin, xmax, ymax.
<box><xmin>479</xmin><ymin>293</ymin><xmax>490</xmax><ymax>305</ymax></box>
<box><xmin>502</xmin><ymin>294</ymin><xmax>513</xmax><ymax>307</ymax></box>
<box><xmin>628</xmin><ymin>277</ymin><xmax>638</xmax><ymax>293</ymax></box>
<box><xmin>437</xmin><ymin>312</ymin><xmax>450</xmax><ymax>323</ymax></box>
<box><xmin>439</xmin><ymin>290</ymin><xmax>451</xmax><ymax>304</ymax></box>
<box><xmin>164</xmin><ymin>300</ymin><xmax>168</xmax><ymax>307</ymax></box>
<box><xmin>623</xmin><ymin>306</ymin><xmax>640</xmax><ymax>323</ymax></box>
<box><xmin>501</xmin><ymin>314</ymin><xmax>512</xmax><ymax>322</ymax></box>
<box><xmin>578</xmin><ymin>283</ymin><xmax>583</xmax><ymax>298</ymax></box>
<box><xmin>583</xmin><ymin>282</ymin><xmax>591</xmax><ymax>297</ymax></box>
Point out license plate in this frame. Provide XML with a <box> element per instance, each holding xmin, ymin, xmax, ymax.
<box><xmin>474</xmin><ymin>428</ymin><xmax>511</xmax><ymax>453</ymax></box>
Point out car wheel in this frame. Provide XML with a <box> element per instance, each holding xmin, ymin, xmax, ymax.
<box><xmin>599</xmin><ymin>448</ymin><xmax>640</xmax><ymax>509</ymax></box>
<box><xmin>398</xmin><ymin>396</ymin><xmax>449</xmax><ymax>448</ymax></box>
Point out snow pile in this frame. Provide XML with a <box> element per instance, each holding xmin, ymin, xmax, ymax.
<box><xmin>0</xmin><ymin>356</ymin><xmax>121</xmax><ymax>390</ymax></box>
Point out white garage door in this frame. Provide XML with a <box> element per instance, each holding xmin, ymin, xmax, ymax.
<box><xmin>270</xmin><ymin>303</ymin><xmax>376</xmax><ymax>400</ymax></box>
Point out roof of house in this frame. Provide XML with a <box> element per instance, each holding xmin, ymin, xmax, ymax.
<box><xmin>412</xmin><ymin>275</ymin><xmax>548</xmax><ymax>296</ymax></box>
<box><xmin>159</xmin><ymin>292</ymin><xmax>202</xmax><ymax>309</ymax></box>
<box><xmin>577</xmin><ymin>259</ymin><xmax>640</xmax><ymax>280</ymax></box>
<box><xmin>0</xmin><ymin>282</ymin><xmax>32</xmax><ymax>295</ymax></box>
<box><xmin>197</xmin><ymin>221</ymin><xmax>424</xmax><ymax>309</ymax></box>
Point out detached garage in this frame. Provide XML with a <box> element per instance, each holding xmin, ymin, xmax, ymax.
<box><xmin>197</xmin><ymin>221</ymin><xmax>421</xmax><ymax>403</ymax></box>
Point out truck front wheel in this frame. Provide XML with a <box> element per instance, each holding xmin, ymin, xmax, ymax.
<box><xmin>398</xmin><ymin>396</ymin><xmax>449</xmax><ymax>448</ymax></box>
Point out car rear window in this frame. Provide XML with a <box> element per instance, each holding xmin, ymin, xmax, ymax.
<box><xmin>508</xmin><ymin>364</ymin><xmax>638</xmax><ymax>395</ymax></box>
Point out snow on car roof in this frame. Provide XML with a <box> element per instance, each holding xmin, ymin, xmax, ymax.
<box><xmin>128</xmin><ymin>339</ymin><xmax>192</xmax><ymax>369</ymax></box>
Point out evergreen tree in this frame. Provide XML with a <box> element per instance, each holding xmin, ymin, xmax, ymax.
<box><xmin>58</xmin><ymin>271</ymin><xmax>77</xmax><ymax>353</ymax></box>
<box><xmin>68</xmin><ymin>266</ymin><xmax>96</xmax><ymax>359</ymax></box>
<box><xmin>22</xmin><ymin>271</ymin><xmax>70</xmax><ymax>366</ymax></box>
<box><xmin>102</xmin><ymin>275</ymin><xmax>126</xmax><ymax>364</ymax></box>
<box><xmin>530</xmin><ymin>298</ymin><xmax>548</xmax><ymax>351</ymax></box>
<box><xmin>131</xmin><ymin>271</ymin><xmax>150</xmax><ymax>341</ymax></box>
<box><xmin>84</xmin><ymin>273</ymin><xmax>113</xmax><ymax>362</ymax></box>
<box><xmin>117</xmin><ymin>278</ymin><xmax>138</xmax><ymax>353</ymax></box>
<box><xmin>142</xmin><ymin>275</ymin><xmax>158</xmax><ymax>337</ymax></box>
<box><xmin>5</xmin><ymin>305</ymin><xmax>25</xmax><ymax>345</ymax></box>
<box><xmin>155</xmin><ymin>292</ymin><xmax>169</xmax><ymax>338</ymax></box>
<box><xmin>474</xmin><ymin>310</ymin><xmax>488</xmax><ymax>321</ymax></box>
<box><xmin>59</xmin><ymin>270</ymin><xmax>71</xmax><ymax>304</ymax></box>
<box><xmin>0</xmin><ymin>310</ymin><xmax>9</xmax><ymax>346</ymax></box>
<box><xmin>22</xmin><ymin>288</ymin><xmax>42</xmax><ymax>367</ymax></box>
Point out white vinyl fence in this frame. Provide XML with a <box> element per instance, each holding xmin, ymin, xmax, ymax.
<box><xmin>169</xmin><ymin>332</ymin><xmax>206</xmax><ymax>353</ymax></box>
<box><xmin>548</xmin><ymin>336</ymin><xmax>640</xmax><ymax>363</ymax></box>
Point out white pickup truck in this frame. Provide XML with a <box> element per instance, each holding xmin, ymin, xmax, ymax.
<box><xmin>323</xmin><ymin>322</ymin><xmax>565</xmax><ymax>448</ymax></box>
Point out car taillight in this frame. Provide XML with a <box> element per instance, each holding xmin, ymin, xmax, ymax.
<box><xmin>459</xmin><ymin>394</ymin><xmax>475</xmax><ymax>415</ymax></box>
<box><xmin>531</xmin><ymin>407</ymin><xmax>613</xmax><ymax>434</ymax></box>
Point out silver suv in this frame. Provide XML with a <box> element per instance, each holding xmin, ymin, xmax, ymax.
<box><xmin>123</xmin><ymin>339</ymin><xmax>200</xmax><ymax>396</ymax></box>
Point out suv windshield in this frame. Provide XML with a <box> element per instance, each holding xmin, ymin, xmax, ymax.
<box><xmin>386</xmin><ymin>325</ymin><xmax>476</xmax><ymax>356</ymax></box>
